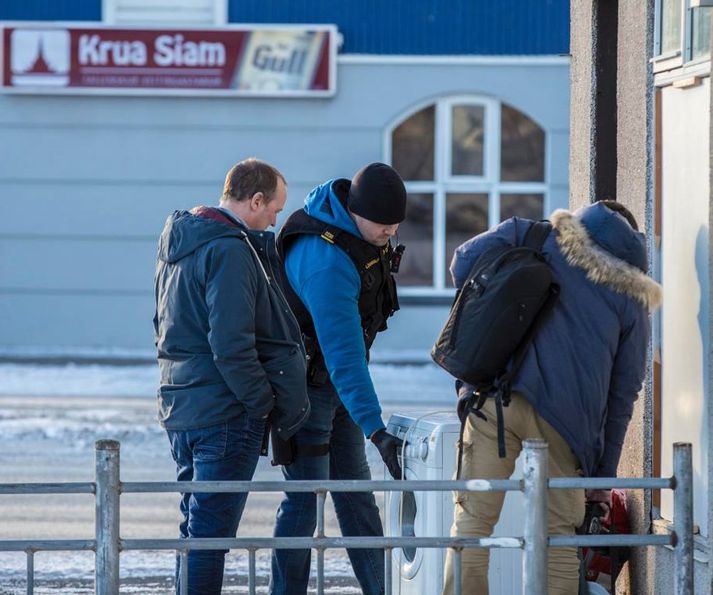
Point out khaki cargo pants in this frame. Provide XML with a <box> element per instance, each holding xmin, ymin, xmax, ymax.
<box><xmin>442</xmin><ymin>394</ymin><xmax>585</xmax><ymax>595</ymax></box>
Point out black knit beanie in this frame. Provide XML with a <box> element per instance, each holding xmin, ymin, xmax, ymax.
<box><xmin>347</xmin><ymin>163</ymin><xmax>407</xmax><ymax>224</ymax></box>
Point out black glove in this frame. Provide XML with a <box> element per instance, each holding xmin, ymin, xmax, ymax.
<box><xmin>371</xmin><ymin>429</ymin><xmax>404</xmax><ymax>480</ymax></box>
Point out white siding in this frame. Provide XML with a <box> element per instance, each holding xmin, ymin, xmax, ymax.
<box><xmin>659</xmin><ymin>77</ymin><xmax>710</xmax><ymax>535</ymax></box>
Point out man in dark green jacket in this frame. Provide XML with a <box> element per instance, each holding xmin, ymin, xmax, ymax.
<box><xmin>153</xmin><ymin>158</ymin><xmax>310</xmax><ymax>595</ymax></box>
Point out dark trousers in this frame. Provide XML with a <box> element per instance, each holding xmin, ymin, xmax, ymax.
<box><xmin>167</xmin><ymin>413</ymin><xmax>266</xmax><ymax>595</ymax></box>
<box><xmin>270</xmin><ymin>382</ymin><xmax>385</xmax><ymax>595</ymax></box>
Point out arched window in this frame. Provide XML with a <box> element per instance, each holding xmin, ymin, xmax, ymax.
<box><xmin>386</xmin><ymin>96</ymin><xmax>547</xmax><ymax>294</ymax></box>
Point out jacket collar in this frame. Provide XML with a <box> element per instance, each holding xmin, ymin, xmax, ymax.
<box><xmin>551</xmin><ymin>209</ymin><xmax>662</xmax><ymax>312</ymax></box>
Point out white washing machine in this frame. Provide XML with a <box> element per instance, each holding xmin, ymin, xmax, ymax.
<box><xmin>386</xmin><ymin>412</ymin><xmax>525</xmax><ymax>595</ymax></box>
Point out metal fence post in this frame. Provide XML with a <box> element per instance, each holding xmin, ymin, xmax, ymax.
<box><xmin>523</xmin><ymin>439</ymin><xmax>548</xmax><ymax>595</ymax></box>
<box><xmin>316</xmin><ymin>489</ymin><xmax>326</xmax><ymax>595</ymax></box>
<box><xmin>453</xmin><ymin>547</ymin><xmax>462</xmax><ymax>595</ymax></box>
<box><xmin>673</xmin><ymin>442</ymin><xmax>693</xmax><ymax>595</ymax></box>
<box><xmin>26</xmin><ymin>549</ymin><xmax>34</xmax><ymax>595</ymax></box>
<box><xmin>95</xmin><ymin>440</ymin><xmax>120</xmax><ymax>595</ymax></box>
<box><xmin>384</xmin><ymin>547</ymin><xmax>393</xmax><ymax>595</ymax></box>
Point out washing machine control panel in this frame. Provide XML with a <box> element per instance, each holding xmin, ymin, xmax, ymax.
<box><xmin>389</xmin><ymin>422</ymin><xmax>431</xmax><ymax>462</ymax></box>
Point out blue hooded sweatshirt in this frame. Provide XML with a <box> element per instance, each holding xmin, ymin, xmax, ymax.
<box><xmin>283</xmin><ymin>179</ymin><xmax>385</xmax><ymax>438</ymax></box>
<box><xmin>450</xmin><ymin>202</ymin><xmax>662</xmax><ymax>476</ymax></box>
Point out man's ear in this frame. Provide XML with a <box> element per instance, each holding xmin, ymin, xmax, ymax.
<box><xmin>250</xmin><ymin>192</ymin><xmax>264</xmax><ymax>210</ymax></box>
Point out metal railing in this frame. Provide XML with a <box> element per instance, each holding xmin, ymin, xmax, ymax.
<box><xmin>0</xmin><ymin>439</ymin><xmax>694</xmax><ymax>595</ymax></box>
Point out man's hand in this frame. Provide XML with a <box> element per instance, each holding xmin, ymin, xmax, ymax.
<box><xmin>371</xmin><ymin>429</ymin><xmax>404</xmax><ymax>480</ymax></box>
<box><xmin>585</xmin><ymin>489</ymin><xmax>612</xmax><ymax>505</ymax></box>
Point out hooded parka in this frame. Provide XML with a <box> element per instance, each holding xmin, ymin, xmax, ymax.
<box><xmin>450</xmin><ymin>203</ymin><xmax>662</xmax><ymax>477</ymax></box>
<box><xmin>153</xmin><ymin>207</ymin><xmax>310</xmax><ymax>440</ymax></box>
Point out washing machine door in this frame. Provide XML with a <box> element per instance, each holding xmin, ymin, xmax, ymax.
<box><xmin>388</xmin><ymin>465</ymin><xmax>424</xmax><ymax>581</ymax></box>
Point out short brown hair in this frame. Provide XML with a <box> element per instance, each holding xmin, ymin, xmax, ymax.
<box><xmin>221</xmin><ymin>158</ymin><xmax>286</xmax><ymax>203</ymax></box>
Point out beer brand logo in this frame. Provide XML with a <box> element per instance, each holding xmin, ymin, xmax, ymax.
<box><xmin>11</xmin><ymin>29</ymin><xmax>70</xmax><ymax>86</ymax></box>
<box><xmin>234</xmin><ymin>31</ymin><xmax>324</xmax><ymax>91</ymax></box>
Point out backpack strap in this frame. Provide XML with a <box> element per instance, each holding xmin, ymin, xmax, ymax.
<box><xmin>465</xmin><ymin>219</ymin><xmax>558</xmax><ymax>459</ymax></box>
<box><xmin>318</xmin><ymin>222</ymin><xmax>383</xmax><ymax>274</ymax></box>
<box><xmin>522</xmin><ymin>220</ymin><xmax>552</xmax><ymax>252</ymax></box>
<box><xmin>455</xmin><ymin>388</ymin><xmax>475</xmax><ymax>479</ymax></box>
<box><xmin>501</xmin><ymin>220</ymin><xmax>557</xmax><ymax>386</ymax></box>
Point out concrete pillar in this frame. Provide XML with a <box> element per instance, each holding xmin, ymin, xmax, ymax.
<box><xmin>569</xmin><ymin>0</ymin><xmax>597</xmax><ymax>210</ymax></box>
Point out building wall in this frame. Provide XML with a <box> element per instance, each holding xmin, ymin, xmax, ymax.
<box><xmin>570</xmin><ymin>1</ymin><xmax>713</xmax><ymax>593</ymax></box>
<box><xmin>659</xmin><ymin>77</ymin><xmax>711</xmax><ymax>534</ymax></box>
<box><xmin>228</xmin><ymin>0</ymin><xmax>570</xmax><ymax>55</ymax></box>
<box><xmin>638</xmin><ymin>73</ymin><xmax>713</xmax><ymax>590</ymax></box>
<box><xmin>0</xmin><ymin>57</ymin><xmax>570</xmax><ymax>354</ymax></box>
<box><xmin>613</xmin><ymin>1</ymin><xmax>657</xmax><ymax>593</ymax></box>
<box><xmin>568</xmin><ymin>0</ymin><xmax>595</xmax><ymax>210</ymax></box>
<box><xmin>0</xmin><ymin>0</ymin><xmax>100</xmax><ymax>22</ymax></box>
<box><xmin>0</xmin><ymin>0</ymin><xmax>570</xmax><ymax>55</ymax></box>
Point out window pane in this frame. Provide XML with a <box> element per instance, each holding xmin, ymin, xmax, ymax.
<box><xmin>500</xmin><ymin>104</ymin><xmax>545</xmax><ymax>182</ymax></box>
<box><xmin>500</xmin><ymin>194</ymin><xmax>544</xmax><ymax>222</ymax></box>
<box><xmin>661</xmin><ymin>0</ymin><xmax>682</xmax><ymax>55</ymax></box>
<box><xmin>692</xmin><ymin>7</ymin><xmax>712</xmax><ymax>60</ymax></box>
<box><xmin>451</xmin><ymin>105</ymin><xmax>485</xmax><ymax>176</ymax></box>
<box><xmin>397</xmin><ymin>193</ymin><xmax>433</xmax><ymax>286</ymax></box>
<box><xmin>392</xmin><ymin>106</ymin><xmax>435</xmax><ymax>181</ymax></box>
<box><xmin>446</xmin><ymin>193</ymin><xmax>488</xmax><ymax>286</ymax></box>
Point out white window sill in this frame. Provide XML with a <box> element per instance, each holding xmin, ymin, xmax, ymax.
<box><xmin>654</xmin><ymin>59</ymin><xmax>711</xmax><ymax>87</ymax></box>
<box><xmin>652</xmin><ymin>517</ymin><xmax>709</xmax><ymax>562</ymax></box>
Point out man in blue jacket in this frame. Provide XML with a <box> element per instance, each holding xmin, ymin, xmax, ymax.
<box><xmin>442</xmin><ymin>201</ymin><xmax>662</xmax><ymax>595</ymax></box>
<box><xmin>271</xmin><ymin>163</ymin><xmax>407</xmax><ymax>595</ymax></box>
<box><xmin>154</xmin><ymin>158</ymin><xmax>310</xmax><ymax>595</ymax></box>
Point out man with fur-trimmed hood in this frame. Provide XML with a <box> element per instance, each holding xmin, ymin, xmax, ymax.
<box><xmin>442</xmin><ymin>200</ymin><xmax>662</xmax><ymax>595</ymax></box>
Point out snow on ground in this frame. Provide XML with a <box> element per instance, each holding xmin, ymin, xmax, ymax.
<box><xmin>0</xmin><ymin>361</ymin><xmax>455</xmax><ymax>594</ymax></box>
<box><xmin>0</xmin><ymin>361</ymin><xmax>452</xmax><ymax>402</ymax></box>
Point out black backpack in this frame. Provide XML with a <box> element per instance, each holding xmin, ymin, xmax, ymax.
<box><xmin>431</xmin><ymin>221</ymin><xmax>559</xmax><ymax>463</ymax></box>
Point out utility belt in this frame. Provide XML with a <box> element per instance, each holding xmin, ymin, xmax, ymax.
<box><xmin>270</xmin><ymin>431</ymin><xmax>329</xmax><ymax>466</ymax></box>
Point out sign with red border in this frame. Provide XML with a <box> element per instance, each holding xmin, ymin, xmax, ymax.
<box><xmin>0</xmin><ymin>23</ymin><xmax>337</xmax><ymax>96</ymax></box>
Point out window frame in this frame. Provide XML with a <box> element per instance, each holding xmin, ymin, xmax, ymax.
<box><xmin>654</xmin><ymin>0</ymin><xmax>712</xmax><ymax>70</ymax></box>
<box><xmin>688</xmin><ymin>4</ymin><xmax>713</xmax><ymax>64</ymax></box>
<box><xmin>384</xmin><ymin>95</ymin><xmax>549</xmax><ymax>297</ymax></box>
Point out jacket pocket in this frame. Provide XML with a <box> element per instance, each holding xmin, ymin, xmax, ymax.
<box><xmin>260</xmin><ymin>345</ymin><xmax>310</xmax><ymax>440</ymax></box>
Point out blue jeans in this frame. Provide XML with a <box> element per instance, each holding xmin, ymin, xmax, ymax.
<box><xmin>167</xmin><ymin>413</ymin><xmax>266</xmax><ymax>595</ymax></box>
<box><xmin>270</xmin><ymin>382</ymin><xmax>384</xmax><ymax>595</ymax></box>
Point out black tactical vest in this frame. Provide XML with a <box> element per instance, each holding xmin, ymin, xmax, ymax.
<box><xmin>276</xmin><ymin>200</ymin><xmax>400</xmax><ymax>379</ymax></box>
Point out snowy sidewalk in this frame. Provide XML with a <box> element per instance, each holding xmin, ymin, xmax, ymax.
<box><xmin>0</xmin><ymin>362</ymin><xmax>454</xmax><ymax>594</ymax></box>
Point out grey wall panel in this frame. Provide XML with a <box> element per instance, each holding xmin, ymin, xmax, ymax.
<box><xmin>0</xmin><ymin>64</ymin><xmax>569</xmax><ymax>131</ymax></box>
<box><xmin>0</xmin><ymin>127</ymin><xmax>381</xmax><ymax>184</ymax></box>
<box><xmin>0</xmin><ymin>294</ymin><xmax>155</xmax><ymax>349</ymax></box>
<box><xmin>0</xmin><ymin>182</ymin><xmax>315</xmax><ymax>236</ymax></box>
<box><xmin>0</xmin><ymin>238</ymin><xmax>156</xmax><ymax>292</ymax></box>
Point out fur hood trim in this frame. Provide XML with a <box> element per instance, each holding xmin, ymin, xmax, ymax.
<box><xmin>551</xmin><ymin>209</ymin><xmax>662</xmax><ymax>312</ymax></box>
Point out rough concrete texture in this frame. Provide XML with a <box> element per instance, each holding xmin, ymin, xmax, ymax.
<box><xmin>642</xmin><ymin>545</ymin><xmax>711</xmax><ymax>594</ymax></box>
<box><xmin>615</xmin><ymin>0</ymin><xmax>654</xmax><ymax>226</ymax></box>
<box><xmin>570</xmin><ymin>1</ymin><xmax>659</xmax><ymax>593</ymax></box>
<box><xmin>569</xmin><ymin>0</ymin><xmax>596</xmax><ymax>209</ymax></box>
<box><xmin>613</xmin><ymin>4</ymin><xmax>656</xmax><ymax>594</ymax></box>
